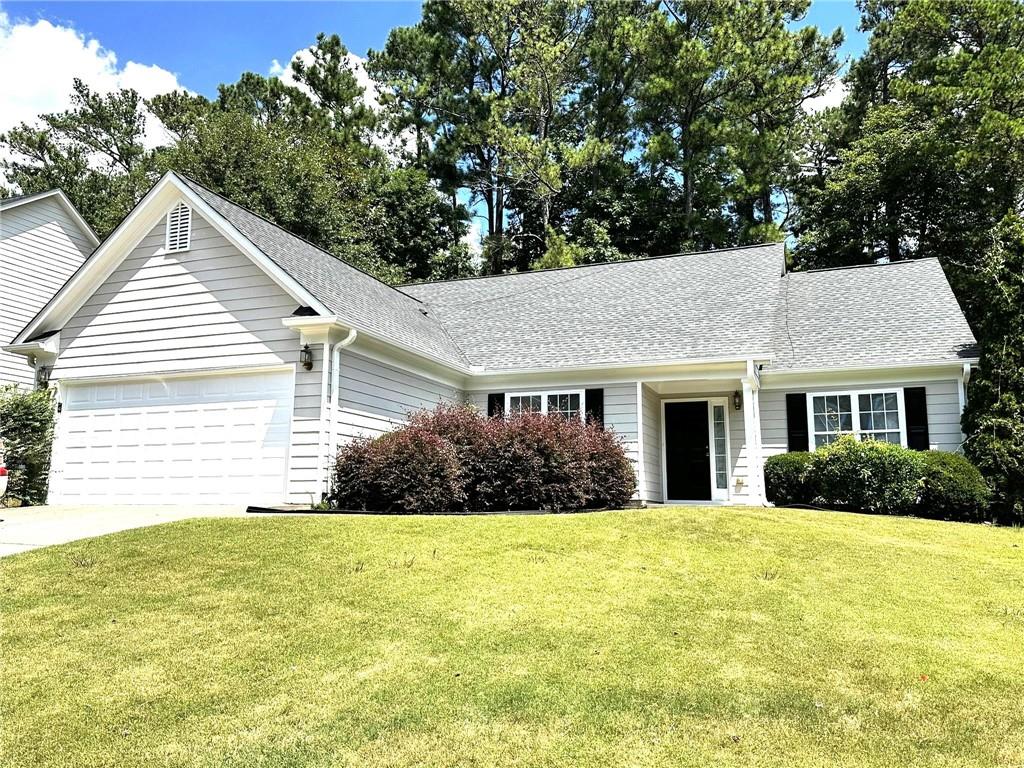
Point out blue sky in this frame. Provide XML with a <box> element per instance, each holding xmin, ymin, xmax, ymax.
<box><xmin>2</xmin><ymin>1</ymin><xmax>867</xmax><ymax>98</ymax></box>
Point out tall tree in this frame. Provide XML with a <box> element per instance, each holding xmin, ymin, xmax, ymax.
<box><xmin>1</xmin><ymin>79</ymin><xmax>158</xmax><ymax>236</ymax></box>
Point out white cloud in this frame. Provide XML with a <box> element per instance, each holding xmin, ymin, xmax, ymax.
<box><xmin>0</xmin><ymin>7</ymin><xmax>185</xmax><ymax>159</ymax></box>
<box><xmin>803</xmin><ymin>78</ymin><xmax>849</xmax><ymax>114</ymax></box>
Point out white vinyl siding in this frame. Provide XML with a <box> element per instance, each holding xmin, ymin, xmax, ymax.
<box><xmin>759</xmin><ymin>378</ymin><xmax>965</xmax><ymax>456</ymax></box>
<box><xmin>0</xmin><ymin>197</ymin><xmax>92</xmax><ymax>388</ymax></box>
<box><xmin>641</xmin><ymin>384</ymin><xmax>663</xmax><ymax>502</ymax></box>
<box><xmin>55</xmin><ymin>213</ymin><xmax>299</xmax><ymax>379</ymax></box>
<box><xmin>334</xmin><ymin>348</ymin><xmax>459</xmax><ymax>444</ymax></box>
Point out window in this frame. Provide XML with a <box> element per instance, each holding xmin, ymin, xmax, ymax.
<box><xmin>165</xmin><ymin>202</ymin><xmax>192</xmax><ymax>252</ymax></box>
<box><xmin>858</xmin><ymin>392</ymin><xmax>901</xmax><ymax>443</ymax></box>
<box><xmin>712</xmin><ymin>404</ymin><xmax>728</xmax><ymax>490</ymax></box>
<box><xmin>505</xmin><ymin>391</ymin><xmax>583</xmax><ymax>420</ymax></box>
<box><xmin>809</xmin><ymin>389</ymin><xmax>904</xmax><ymax>449</ymax></box>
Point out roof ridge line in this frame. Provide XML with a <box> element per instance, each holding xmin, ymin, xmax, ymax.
<box><xmin>171</xmin><ymin>171</ymin><xmax>428</xmax><ymax>307</ymax></box>
<box><xmin>795</xmin><ymin>257</ymin><xmax>940</xmax><ymax>275</ymax></box>
<box><xmin>401</xmin><ymin>242</ymin><xmax>785</xmax><ymax>287</ymax></box>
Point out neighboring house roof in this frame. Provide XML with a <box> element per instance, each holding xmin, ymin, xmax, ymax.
<box><xmin>402</xmin><ymin>245</ymin><xmax>786</xmax><ymax>371</ymax></box>
<box><xmin>0</xmin><ymin>189</ymin><xmax>100</xmax><ymax>247</ymax></box>
<box><xmin>771</xmin><ymin>258</ymin><xmax>978</xmax><ymax>371</ymax></box>
<box><xmin>176</xmin><ymin>175</ymin><xmax>470</xmax><ymax>368</ymax></box>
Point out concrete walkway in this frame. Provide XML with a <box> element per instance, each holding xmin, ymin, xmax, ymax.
<box><xmin>0</xmin><ymin>505</ymin><xmax>249</xmax><ymax>557</ymax></box>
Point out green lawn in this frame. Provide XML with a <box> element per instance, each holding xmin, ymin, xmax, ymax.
<box><xmin>2</xmin><ymin>507</ymin><xmax>1023</xmax><ymax>767</ymax></box>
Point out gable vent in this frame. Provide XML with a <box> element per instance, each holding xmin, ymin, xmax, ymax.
<box><xmin>165</xmin><ymin>202</ymin><xmax>192</xmax><ymax>252</ymax></box>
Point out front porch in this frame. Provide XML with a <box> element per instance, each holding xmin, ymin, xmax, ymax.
<box><xmin>635</xmin><ymin>361</ymin><xmax>765</xmax><ymax>506</ymax></box>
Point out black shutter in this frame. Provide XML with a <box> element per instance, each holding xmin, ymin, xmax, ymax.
<box><xmin>786</xmin><ymin>393</ymin><xmax>809</xmax><ymax>452</ymax></box>
<box><xmin>905</xmin><ymin>387</ymin><xmax>930</xmax><ymax>450</ymax></box>
<box><xmin>486</xmin><ymin>393</ymin><xmax>504</xmax><ymax>418</ymax></box>
<box><xmin>585</xmin><ymin>388</ymin><xmax>604</xmax><ymax>428</ymax></box>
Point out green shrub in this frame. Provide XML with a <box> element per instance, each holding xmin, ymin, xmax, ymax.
<box><xmin>809</xmin><ymin>435</ymin><xmax>924</xmax><ymax>515</ymax></box>
<box><xmin>764</xmin><ymin>452</ymin><xmax>813</xmax><ymax>506</ymax></box>
<box><xmin>917</xmin><ymin>451</ymin><xmax>991</xmax><ymax>522</ymax></box>
<box><xmin>0</xmin><ymin>386</ymin><xmax>55</xmax><ymax>506</ymax></box>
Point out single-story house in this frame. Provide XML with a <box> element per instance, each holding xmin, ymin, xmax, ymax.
<box><xmin>1</xmin><ymin>190</ymin><xmax>98</xmax><ymax>390</ymax></box>
<box><xmin>4</xmin><ymin>172</ymin><xmax>978</xmax><ymax>506</ymax></box>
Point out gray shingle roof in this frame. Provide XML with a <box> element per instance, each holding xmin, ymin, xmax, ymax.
<box><xmin>177</xmin><ymin>174</ymin><xmax>469</xmax><ymax>367</ymax></box>
<box><xmin>179</xmin><ymin>175</ymin><xmax>976</xmax><ymax>374</ymax></box>
<box><xmin>771</xmin><ymin>258</ymin><xmax>977</xmax><ymax>370</ymax></box>
<box><xmin>402</xmin><ymin>244</ymin><xmax>786</xmax><ymax>371</ymax></box>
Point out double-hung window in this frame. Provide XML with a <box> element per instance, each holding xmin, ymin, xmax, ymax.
<box><xmin>505</xmin><ymin>390</ymin><xmax>583</xmax><ymax>420</ymax></box>
<box><xmin>808</xmin><ymin>389</ymin><xmax>906</xmax><ymax>448</ymax></box>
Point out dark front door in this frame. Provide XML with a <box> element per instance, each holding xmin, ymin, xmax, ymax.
<box><xmin>664</xmin><ymin>401</ymin><xmax>711</xmax><ymax>500</ymax></box>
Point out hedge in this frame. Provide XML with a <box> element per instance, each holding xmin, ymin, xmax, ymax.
<box><xmin>764</xmin><ymin>451</ymin><xmax>812</xmax><ymax>507</ymax></box>
<box><xmin>330</xmin><ymin>405</ymin><xmax>636</xmax><ymax>513</ymax></box>
<box><xmin>764</xmin><ymin>436</ymin><xmax>992</xmax><ymax>522</ymax></box>
<box><xmin>0</xmin><ymin>385</ymin><xmax>55</xmax><ymax>506</ymax></box>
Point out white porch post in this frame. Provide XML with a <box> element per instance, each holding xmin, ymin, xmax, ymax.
<box><xmin>635</xmin><ymin>382</ymin><xmax>646</xmax><ymax>503</ymax></box>
<box><xmin>742</xmin><ymin>361</ymin><xmax>766</xmax><ymax>505</ymax></box>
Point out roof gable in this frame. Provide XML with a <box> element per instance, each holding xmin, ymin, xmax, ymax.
<box><xmin>176</xmin><ymin>176</ymin><xmax>469</xmax><ymax>369</ymax></box>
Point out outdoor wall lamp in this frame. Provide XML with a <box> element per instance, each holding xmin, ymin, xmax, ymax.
<box><xmin>300</xmin><ymin>344</ymin><xmax>314</xmax><ymax>371</ymax></box>
<box><xmin>35</xmin><ymin>365</ymin><xmax>51</xmax><ymax>390</ymax></box>
<box><xmin>733</xmin><ymin>390</ymin><xmax>742</xmax><ymax>411</ymax></box>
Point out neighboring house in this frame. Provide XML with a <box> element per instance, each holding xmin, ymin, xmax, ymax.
<box><xmin>1</xmin><ymin>190</ymin><xmax>98</xmax><ymax>389</ymax></box>
<box><xmin>3</xmin><ymin>172</ymin><xmax>977</xmax><ymax>506</ymax></box>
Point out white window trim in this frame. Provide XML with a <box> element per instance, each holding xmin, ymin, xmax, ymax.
<box><xmin>165</xmin><ymin>202</ymin><xmax>192</xmax><ymax>252</ymax></box>
<box><xmin>660</xmin><ymin>397</ymin><xmax>731</xmax><ymax>504</ymax></box>
<box><xmin>805</xmin><ymin>387</ymin><xmax>908</xmax><ymax>449</ymax></box>
<box><xmin>504</xmin><ymin>389</ymin><xmax>585</xmax><ymax>420</ymax></box>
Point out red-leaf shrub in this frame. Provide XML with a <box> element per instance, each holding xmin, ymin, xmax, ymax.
<box><xmin>496</xmin><ymin>411</ymin><xmax>591</xmax><ymax>511</ymax></box>
<box><xmin>331</xmin><ymin>428</ymin><xmax>465</xmax><ymax>514</ymax></box>
<box><xmin>585</xmin><ymin>425</ymin><xmax>637</xmax><ymax>509</ymax></box>
<box><xmin>330</xmin><ymin>405</ymin><xmax>636</xmax><ymax>513</ymax></box>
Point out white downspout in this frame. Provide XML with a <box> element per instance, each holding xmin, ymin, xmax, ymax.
<box><xmin>325</xmin><ymin>329</ymin><xmax>358</xmax><ymax>498</ymax></box>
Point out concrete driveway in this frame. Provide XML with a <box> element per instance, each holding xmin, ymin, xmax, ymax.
<box><xmin>0</xmin><ymin>505</ymin><xmax>250</xmax><ymax>557</ymax></box>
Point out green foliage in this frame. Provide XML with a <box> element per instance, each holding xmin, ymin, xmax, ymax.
<box><xmin>764</xmin><ymin>452</ymin><xmax>813</xmax><ymax>507</ymax></box>
<box><xmin>962</xmin><ymin>214</ymin><xmax>1024</xmax><ymax>522</ymax></box>
<box><xmin>0</xmin><ymin>386</ymin><xmax>55</xmax><ymax>506</ymax></box>
<box><xmin>0</xmin><ymin>79</ymin><xmax>158</xmax><ymax>237</ymax></box>
<box><xmin>917</xmin><ymin>451</ymin><xmax>992</xmax><ymax>523</ymax></box>
<box><xmin>533</xmin><ymin>228</ymin><xmax>584</xmax><ymax>270</ymax></box>
<box><xmin>808</xmin><ymin>435</ymin><xmax>924</xmax><ymax>515</ymax></box>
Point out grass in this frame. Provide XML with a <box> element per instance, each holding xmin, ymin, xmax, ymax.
<box><xmin>2</xmin><ymin>506</ymin><xmax>1023</xmax><ymax>767</ymax></box>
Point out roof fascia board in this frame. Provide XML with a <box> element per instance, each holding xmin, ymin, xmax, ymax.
<box><xmin>759</xmin><ymin>360</ymin><xmax>977</xmax><ymax>390</ymax></box>
<box><xmin>466</xmin><ymin>358</ymin><xmax>759</xmax><ymax>391</ymax></box>
<box><xmin>1</xmin><ymin>189</ymin><xmax>100</xmax><ymax>246</ymax></box>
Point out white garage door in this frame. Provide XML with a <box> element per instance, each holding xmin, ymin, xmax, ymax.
<box><xmin>53</xmin><ymin>369</ymin><xmax>293</xmax><ymax>505</ymax></box>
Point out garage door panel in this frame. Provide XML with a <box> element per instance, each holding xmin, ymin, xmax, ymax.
<box><xmin>53</xmin><ymin>369</ymin><xmax>292</xmax><ymax>504</ymax></box>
